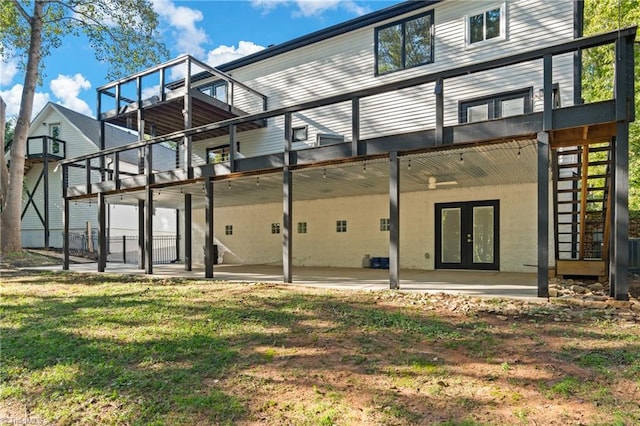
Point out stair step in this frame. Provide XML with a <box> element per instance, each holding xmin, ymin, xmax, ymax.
<box><xmin>587</xmin><ymin>160</ymin><xmax>610</xmax><ymax>166</ymax></box>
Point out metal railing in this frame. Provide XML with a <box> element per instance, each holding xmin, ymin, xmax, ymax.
<box><xmin>60</xmin><ymin>26</ymin><xmax>637</xmax><ymax>193</ymax></box>
<box><xmin>66</xmin><ymin>231</ymin><xmax>179</xmax><ymax>264</ymax></box>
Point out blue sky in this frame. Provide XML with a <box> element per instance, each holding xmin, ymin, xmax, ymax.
<box><xmin>1</xmin><ymin>0</ymin><xmax>400</xmax><ymax>119</ymax></box>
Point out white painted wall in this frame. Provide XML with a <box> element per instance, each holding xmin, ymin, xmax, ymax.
<box><xmin>189</xmin><ymin>182</ymin><xmax>551</xmax><ymax>273</ymax></box>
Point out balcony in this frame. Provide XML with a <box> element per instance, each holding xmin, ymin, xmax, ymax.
<box><xmin>97</xmin><ymin>55</ymin><xmax>268</xmax><ymax>141</ymax></box>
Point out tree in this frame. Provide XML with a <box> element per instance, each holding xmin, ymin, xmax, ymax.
<box><xmin>0</xmin><ymin>1</ymin><xmax>169</xmax><ymax>252</ymax></box>
<box><xmin>582</xmin><ymin>0</ymin><xmax>640</xmax><ymax>209</ymax></box>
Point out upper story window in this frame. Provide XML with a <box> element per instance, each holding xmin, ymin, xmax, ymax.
<box><xmin>206</xmin><ymin>142</ymin><xmax>239</xmax><ymax>164</ymax></box>
<box><xmin>375</xmin><ymin>11</ymin><xmax>434</xmax><ymax>76</ymax></box>
<box><xmin>459</xmin><ymin>88</ymin><xmax>532</xmax><ymax>123</ymax></box>
<box><xmin>466</xmin><ymin>4</ymin><xmax>506</xmax><ymax>46</ymax></box>
<box><xmin>199</xmin><ymin>81</ymin><xmax>228</xmax><ymax>103</ymax></box>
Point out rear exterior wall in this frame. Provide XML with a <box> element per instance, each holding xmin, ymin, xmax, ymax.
<box><xmin>190</xmin><ymin>182</ymin><xmax>543</xmax><ymax>273</ymax></box>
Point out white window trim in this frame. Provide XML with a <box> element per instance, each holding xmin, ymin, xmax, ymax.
<box><xmin>464</xmin><ymin>2</ymin><xmax>507</xmax><ymax>49</ymax></box>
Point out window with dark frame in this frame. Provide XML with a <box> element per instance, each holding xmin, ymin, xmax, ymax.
<box><xmin>336</xmin><ymin>220</ymin><xmax>347</xmax><ymax>233</ymax></box>
<box><xmin>375</xmin><ymin>11</ymin><xmax>434</xmax><ymax>75</ymax></box>
<box><xmin>467</xmin><ymin>5</ymin><xmax>504</xmax><ymax>45</ymax></box>
<box><xmin>380</xmin><ymin>218</ymin><xmax>390</xmax><ymax>232</ymax></box>
<box><xmin>271</xmin><ymin>223</ymin><xmax>280</xmax><ymax>234</ymax></box>
<box><xmin>297</xmin><ymin>222</ymin><xmax>307</xmax><ymax>234</ymax></box>
<box><xmin>459</xmin><ymin>88</ymin><xmax>532</xmax><ymax>124</ymax></box>
<box><xmin>206</xmin><ymin>142</ymin><xmax>240</xmax><ymax>164</ymax></box>
<box><xmin>225</xmin><ymin>225</ymin><xmax>233</xmax><ymax>235</ymax></box>
<box><xmin>292</xmin><ymin>126</ymin><xmax>308</xmax><ymax>142</ymax></box>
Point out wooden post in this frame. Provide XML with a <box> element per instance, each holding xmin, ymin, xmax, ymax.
<box><xmin>389</xmin><ymin>152</ymin><xmax>400</xmax><ymax>289</ymax></box>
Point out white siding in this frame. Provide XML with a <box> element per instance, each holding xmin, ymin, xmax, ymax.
<box><xmin>206</xmin><ymin>0</ymin><xmax>575</xmax><ymax>157</ymax></box>
<box><xmin>22</xmin><ymin>106</ymin><xmax>177</xmax><ymax>248</ymax></box>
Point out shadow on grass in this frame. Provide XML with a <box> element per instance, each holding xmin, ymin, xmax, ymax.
<box><xmin>2</xmin><ymin>273</ymin><xmax>640</xmax><ymax>425</ymax></box>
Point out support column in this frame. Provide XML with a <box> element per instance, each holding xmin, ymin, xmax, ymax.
<box><xmin>435</xmin><ymin>78</ymin><xmax>444</xmax><ymax>146</ymax></box>
<box><xmin>389</xmin><ymin>152</ymin><xmax>400</xmax><ymax>290</ymax></box>
<box><xmin>204</xmin><ymin>178</ymin><xmax>214</xmax><ymax>278</ymax></box>
<box><xmin>609</xmin><ymin>34</ymin><xmax>633</xmax><ymax>300</ymax></box>
<box><xmin>283</xmin><ymin>170</ymin><xmax>293</xmax><ymax>283</ymax></box>
<box><xmin>183</xmin><ymin>60</ymin><xmax>193</xmax><ymax>177</ymax></box>
<box><xmin>43</xmin><ymin>137</ymin><xmax>50</xmax><ymax>249</ymax></box>
<box><xmin>62</xmin><ymin>165</ymin><xmax>70</xmax><ymax>270</ymax></box>
<box><xmin>229</xmin><ymin>124</ymin><xmax>237</xmax><ymax>173</ymax></box>
<box><xmin>98</xmin><ymin>193</ymin><xmax>107</xmax><ymax>272</ymax></box>
<box><xmin>184</xmin><ymin>194</ymin><xmax>192</xmax><ymax>271</ymax></box>
<box><xmin>145</xmin><ymin>187</ymin><xmax>153</xmax><ymax>274</ymax></box>
<box><xmin>138</xmin><ymin>199</ymin><xmax>145</xmax><ymax>269</ymax></box>
<box><xmin>537</xmin><ymin>132</ymin><xmax>550</xmax><ymax>297</ymax></box>
<box><xmin>352</xmin><ymin>98</ymin><xmax>365</xmax><ymax>156</ymax></box>
<box><xmin>175</xmin><ymin>209</ymin><xmax>180</xmax><ymax>262</ymax></box>
<box><xmin>283</xmin><ymin>113</ymin><xmax>293</xmax><ymax>283</ymax></box>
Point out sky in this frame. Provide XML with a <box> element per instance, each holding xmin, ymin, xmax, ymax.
<box><xmin>0</xmin><ymin>0</ymin><xmax>400</xmax><ymax>120</ymax></box>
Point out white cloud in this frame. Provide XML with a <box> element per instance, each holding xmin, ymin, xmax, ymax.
<box><xmin>1</xmin><ymin>58</ymin><xmax>18</xmax><ymax>87</ymax></box>
<box><xmin>0</xmin><ymin>84</ymin><xmax>50</xmax><ymax>119</ymax></box>
<box><xmin>49</xmin><ymin>74</ymin><xmax>93</xmax><ymax>116</ymax></box>
<box><xmin>252</xmin><ymin>0</ymin><xmax>369</xmax><ymax>17</ymax></box>
<box><xmin>151</xmin><ymin>0</ymin><xmax>208</xmax><ymax>57</ymax></box>
<box><xmin>206</xmin><ymin>41</ymin><xmax>266</xmax><ymax>67</ymax></box>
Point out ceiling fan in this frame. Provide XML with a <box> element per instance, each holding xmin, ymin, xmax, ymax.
<box><xmin>427</xmin><ymin>176</ymin><xmax>457</xmax><ymax>189</ymax></box>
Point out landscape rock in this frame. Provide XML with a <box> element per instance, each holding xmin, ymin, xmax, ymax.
<box><xmin>571</xmin><ymin>285</ymin><xmax>588</xmax><ymax>294</ymax></box>
<box><xmin>588</xmin><ymin>282</ymin><xmax>604</xmax><ymax>291</ymax></box>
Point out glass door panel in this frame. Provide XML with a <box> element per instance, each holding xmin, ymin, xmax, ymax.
<box><xmin>472</xmin><ymin>206</ymin><xmax>494</xmax><ymax>264</ymax></box>
<box><xmin>441</xmin><ymin>208</ymin><xmax>461</xmax><ymax>263</ymax></box>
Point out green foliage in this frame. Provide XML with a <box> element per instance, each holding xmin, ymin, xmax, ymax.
<box><xmin>0</xmin><ymin>0</ymin><xmax>169</xmax><ymax>81</ymax></box>
<box><xmin>583</xmin><ymin>0</ymin><xmax>640</xmax><ymax>208</ymax></box>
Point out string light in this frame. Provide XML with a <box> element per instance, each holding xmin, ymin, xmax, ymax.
<box><xmin>256</xmin><ymin>177</ymin><xmax>260</xmax><ymax>186</ymax></box>
<box><xmin>459</xmin><ymin>153</ymin><xmax>464</xmax><ymax>164</ymax></box>
<box><xmin>363</xmin><ymin>163</ymin><xmax>367</xmax><ymax>173</ymax></box>
<box><xmin>407</xmin><ymin>159</ymin><xmax>411</xmax><ymax>170</ymax></box>
<box><xmin>227</xmin><ymin>181</ymin><xmax>231</xmax><ymax>190</ymax></box>
<box><xmin>517</xmin><ymin>149</ymin><xmax>521</xmax><ymax>159</ymax></box>
<box><xmin>323</xmin><ymin>169</ymin><xmax>327</xmax><ymax>179</ymax></box>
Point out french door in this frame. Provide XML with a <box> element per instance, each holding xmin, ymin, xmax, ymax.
<box><xmin>435</xmin><ymin>200</ymin><xmax>499</xmax><ymax>270</ymax></box>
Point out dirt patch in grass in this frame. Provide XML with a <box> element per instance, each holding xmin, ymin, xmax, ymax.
<box><xmin>1</xmin><ymin>272</ymin><xmax>639</xmax><ymax>425</ymax></box>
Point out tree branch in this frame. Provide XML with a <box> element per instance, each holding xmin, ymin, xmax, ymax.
<box><xmin>10</xmin><ymin>0</ymin><xmax>33</xmax><ymax>25</ymax></box>
<box><xmin>46</xmin><ymin>0</ymin><xmax>122</xmax><ymax>44</ymax></box>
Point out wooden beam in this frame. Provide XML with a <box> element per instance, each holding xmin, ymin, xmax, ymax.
<box><xmin>551</xmin><ymin>122</ymin><xmax>616</xmax><ymax>148</ymax></box>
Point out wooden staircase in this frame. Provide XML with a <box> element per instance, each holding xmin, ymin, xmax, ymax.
<box><xmin>553</xmin><ymin>140</ymin><xmax>612</xmax><ymax>278</ymax></box>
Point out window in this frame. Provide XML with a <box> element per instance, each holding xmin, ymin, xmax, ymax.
<box><xmin>336</xmin><ymin>220</ymin><xmax>347</xmax><ymax>233</ymax></box>
<box><xmin>292</xmin><ymin>126</ymin><xmax>308</xmax><ymax>142</ymax></box>
<box><xmin>380</xmin><ymin>218</ymin><xmax>390</xmax><ymax>232</ymax></box>
<box><xmin>206</xmin><ymin>142</ymin><xmax>239</xmax><ymax>164</ymax></box>
<box><xmin>459</xmin><ymin>88</ymin><xmax>532</xmax><ymax>123</ymax></box>
<box><xmin>225</xmin><ymin>225</ymin><xmax>233</xmax><ymax>236</ymax></box>
<box><xmin>375</xmin><ymin>11</ymin><xmax>434</xmax><ymax>75</ymax></box>
<box><xmin>271</xmin><ymin>223</ymin><xmax>280</xmax><ymax>234</ymax></box>
<box><xmin>297</xmin><ymin>222</ymin><xmax>307</xmax><ymax>234</ymax></box>
<box><xmin>466</xmin><ymin>4</ymin><xmax>505</xmax><ymax>46</ymax></box>
<box><xmin>199</xmin><ymin>81</ymin><xmax>228</xmax><ymax>103</ymax></box>
<box><xmin>49</xmin><ymin>123</ymin><xmax>61</xmax><ymax>154</ymax></box>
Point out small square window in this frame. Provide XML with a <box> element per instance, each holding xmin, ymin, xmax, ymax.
<box><xmin>336</xmin><ymin>220</ymin><xmax>347</xmax><ymax>233</ymax></box>
<box><xmin>467</xmin><ymin>5</ymin><xmax>505</xmax><ymax>46</ymax></box>
<box><xmin>292</xmin><ymin>126</ymin><xmax>308</xmax><ymax>142</ymax></box>
<box><xmin>225</xmin><ymin>225</ymin><xmax>233</xmax><ymax>235</ymax></box>
<box><xmin>297</xmin><ymin>222</ymin><xmax>307</xmax><ymax>234</ymax></box>
<box><xmin>380</xmin><ymin>218</ymin><xmax>390</xmax><ymax>232</ymax></box>
<box><xmin>271</xmin><ymin>223</ymin><xmax>280</xmax><ymax>234</ymax></box>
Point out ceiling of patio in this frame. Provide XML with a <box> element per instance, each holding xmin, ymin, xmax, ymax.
<box><xmin>102</xmin><ymin>139</ymin><xmax>538</xmax><ymax>210</ymax></box>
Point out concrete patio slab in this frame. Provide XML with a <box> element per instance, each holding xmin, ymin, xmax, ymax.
<box><xmin>23</xmin><ymin>262</ymin><xmax>540</xmax><ymax>300</ymax></box>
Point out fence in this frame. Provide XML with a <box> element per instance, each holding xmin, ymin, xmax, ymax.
<box><xmin>66</xmin><ymin>231</ymin><xmax>179</xmax><ymax>264</ymax></box>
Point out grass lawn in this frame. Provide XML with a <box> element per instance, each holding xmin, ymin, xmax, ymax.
<box><xmin>1</xmin><ymin>268</ymin><xmax>639</xmax><ymax>425</ymax></box>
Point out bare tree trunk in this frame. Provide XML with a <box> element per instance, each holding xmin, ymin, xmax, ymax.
<box><xmin>0</xmin><ymin>1</ymin><xmax>43</xmax><ymax>253</ymax></box>
<box><xmin>0</xmin><ymin>97</ymin><xmax>7</xmax><ymax>212</ymax></box>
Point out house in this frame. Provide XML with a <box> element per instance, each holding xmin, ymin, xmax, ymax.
<box><xmin>23</xmin><ymin>102</ymin><xmax>177</xmax><ymax>259</ymax></box>
<box><xmin>59</xmin><ymin>0</ymin><xmax>636</xmax><ymax>300</ymax></box>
